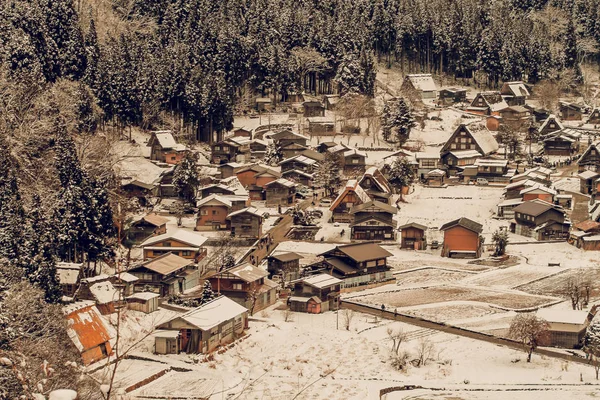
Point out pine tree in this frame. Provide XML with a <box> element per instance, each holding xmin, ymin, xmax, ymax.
<box><xmin>173</xmin><ymin>152</ymin><xmax>200</xmax><ymax>204</ymax></box>
<box><xmin>584</xmin><ymin>317</ymin><xmax>600</xmax><ymax>379</ymax></box>
<box><xmin>563</xmin><ymin>17</ymin><xmax>583</xmax><ymax>83</ymax></box>
<box><xmin>200</xmin><ymin>280</ymin><xmax>216</xmax><ymax>304</ymax></box>
<box><xmin>264</xmin><ymin>142</ymin><xmax>283</xmax><ymax>166</ymax></box>
<box><xmin>0</xmin><ymin>143</ymin><xmax>25</xmax><ymax>262</ymax></box>
<box><xmin>381</xmin><ymin>98</ymin><xmax>415</xmax><ymax>146</ymax></box>
<box><xmin>386</xmin><ymin>157</ymin><xmax>415</xmax><ymax>200</ymax></box>
<box><xmin>83</xmin><ymin>16</ymin><xmax>100</xmax><ymax>90</ymax></box>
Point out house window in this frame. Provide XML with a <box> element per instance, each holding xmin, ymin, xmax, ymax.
<box><xmin>182</xmin><ymin>250</ymin><xmax>191</xmax><ymax>256</ymax></box>
<box><xmin>214</xmin><ymin>146</ymin><xmax>221</xmax><ymax>150</ymax></box>
<box><xmin>460</xmin><ymin>138</ymin><xmax>467</xmax><ymax>143</ymax></box>
<box><xmin>460</xmin><ymin>144</ymin><xmax>466</xmax><ymax>150</ymax></box>
<box><xmin>550</xmin><ymin>123</ymin><xmax>555</xmax><ymax>128</ymax></box>
<box><xmin>212</xmin><ymin>210</ymin><xmax>218</xmax><ymax>215</ymax></box>
<box><xmin>352</xmin><ymin>159</ymin><xmax>359</xmax><ymax>164</ymax></box>
<box><xmin>450</xmin><ymin>143</ymin><xmax>457</xmax><ymax>149</ymax></box>
<box><xmin>171</xmin><ymin>156</ymin><xmax>176</xmax><ymax>161</ymax></box>
<box><xmin>223</xmin><ymin>146</ymin><xmax>229</xmax><ymax>151</ymax></box>
<box><xmin>233</xmin><ymin>283</ymin><xmax>243</xmax><ymax>290</ymax></box>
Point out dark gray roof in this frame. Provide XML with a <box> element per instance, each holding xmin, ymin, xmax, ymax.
<box><xmin>439</xmin><ymin>217</ymin><xmax>483</xmax><ymax>234</ymax></box>
<box><xmin>349</xmin><ymin>200</ymin><xmax>397</xmax><ymax>215</ymax></box>
<box><xmin>270</xmin><ymin>252</ymin><xmax>303</xmax><ymax>262</ymax></box>
<box><xmin>512</xmin><ymin>201</ymin><xmax>554</xmax><ymax>217</ymax></box>
<box><xmin>397</xmin><ymin>222</ymin><xmax>428</xmax><ymax>231</ymax></box>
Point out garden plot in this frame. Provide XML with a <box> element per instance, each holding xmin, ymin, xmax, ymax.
<box><xmin>394</xmin><ymin>267</ymin><xmax>475</xmax><ymax>288</ymax></box>
<box><xmin>353</xmin><ymin>285</ymin><xmax>559</xmax><ymax>310</ymax></box>
<box><xmin>460</xmin><ymin>264</ymin><xmax>561</xmax><ymax>289</ymax></box>
<box><xmin>516</xmin><ymin>267</ymin><xmax>600</xmax><ymax>298</ymax></box>
<box><xmin>508</xmin><ymin>242</ymin><xmax>599</xmax><ymax>268</ymax></box>
<box><xmin>382</xmin><ymin>246</ymin><xmax>492</xmax><ymax>272</ymax></box>
<box><xmin>402</xmin><ymin>302</ymin><xmax>505</xmax><ymax>324</ymax></box>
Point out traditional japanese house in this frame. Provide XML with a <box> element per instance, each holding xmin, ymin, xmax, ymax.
<box><xmin>579</xmin><ymin>170</ymin><xmax>600</xmax><ymax>195</ymax></box>
<box><xmin>578</xmin><ymin>142</ymin><xmax>600</xmax><ymax>173</ymax></box>
<box><xmin>543</xmin><ymin>132</ymin><xmax>578</xmax><ymax>156</ymax></box>
<box><xmin>110</xmin><ymin>271</ymin><xmax>138</xmax><ymax>297</ymax></box>
<box><xmin>64</xmin><ymin>301</ymin><xmax>115</xmax><ymax>365</ymax></box>
<box><xmin>264</xmin><ymin>178</ymin><xmax>297</xmax><ymax>206</ymax></box>
<box><xmin>129</xmin><ymin>213</ymin><xmax>169</xmax><ymax>244</ymax></box>
<box><xmin>509</xmin><ymin>167</ymin><xmax>553</xmax><ymax>186</ymax></box>
<box><xmin>156</xmin><ymin>296</ymin><xmax>248</xmax><ymax>354</ymax></box>
<box><xmin>227</xmin><ymin>207</ymin><xmax>263</xmax><ymax>239</ymax></box>
<box><xmin>147</xmin><ymin>131</ymin><xmax>188</xmax><ymax>164</ymax></box>
<box><xmin>121</xmin><ymin>180</ymin><xmax>156</xmax><ymax>205</ymax></box>
<box><xmin>267</xmin><ymin>252</ymin><xmax>303</xmax><ymax>282</ymax></box>
<box><xmin>267</xmin><ymin>130</ymin><xmax>309</xmax><ymax>149</ymax></box>
<box><xmin>498</xmin><ymin>105</ymin><xmax>531</xmax><ymax>131</ymax></box>
<box><xmin>536</xmin><ymin>309</ymin><xmax>590</xmax><ymax>349</ymax></box>
<box><xmin>232</xmin><ymin>127</ymin><xmax>252</xmax><ymax>138</ymax></box>
<box><xmin>317</xmin><ymin>141</ymin><xmax>338</xmax><ymax>153</ymax></box>
<box><xmin>279</xmin><ymin>154</ymin><xmax>318</xmax><ymax>174</ymax></box>
<box><xmin>141</xmin><ymin>230</ymin><xmax>208</xmax><ymax>261</ymax></box>
<box><xmin>343</xmin><ymin>148</ymin><xmax>367</xmax><ymax>174</ymax></box>
<box><xmin>303</xmin><ymin>100</ymin><xmax>325</xmax><ymax>117</ymax></box>
<box><xmin>440</xmin><ymin>124</ymin><xmax>499</xmax><ymax>173</ymax></box>
<box><xmin>196</xmin><ymin>195</ymin><xmax>233</xmax><ymax>231</ymax></box>
<box><xmin>520</xmin><ymin>184</ymin><xmax>556</xmax><ymax>203</ymax></box>
<box><xmin>210</xmin><ymin>264</ymin><xmax>278</xmax><ymax>314</ymax></box>
<box><xmin>323</xmin><ymin>95</ymin><xmax>340</xmax><ymax>110</ymax></box>
<box><xmin>349</xmin><ymin>201</ymin><xmax>397</xmax><ymax>241</ymax></box>
<box><xmin>472</xmin><ymin>158</ymin><xmax>509</xmax><ymax>183</ymax></box>
<box><xmin>358</xmin><ymin>167</ymin><xmax>392</xmax><ymax>204</ymax></box>
<box><xmin>401</xmin><ymin>74</ymin><xmax>437</xmax><ymax>99</ymax></box>
<box><xmin>588</xmin><ymin>108</ymin><xmax>600</xmax><ymax>125</ymax></box>
<box><xmin>249</xmin><ymin>139</ymin><xmax>268</xmax><ymax>159</ymax></box>
<box><xmin>290</xmin><ymin>274</ymin><xmax>342</xmax><ymax>313</ymax></box>
<box><xmin>329</xmin><ymin>179</ymin><xmax>371</xmax><ymax>223</ymax></box>
<box><xmin>210</xmin><ymin>137</ymin><xmax>250</xmax><ymax>164</ymax></box>
<box><xmin>466</xmin><ymin>92</ymin><xmax>508</xmax><ymax>115</ymax></box>
<box><xmin>497</xmin><ymin>198</ymin><xmax>523</xmax><ymax>219</ymax></box>
<box><xmin>255</xmin><ymin>169</ymin><xmax>282</xmax><ymax>187</ymax></box>
<box><xmin>438</xmin><ymin>88</ymin><xmax>467</xmax><ymax>105</ymax></box>
<box><xmin>218</xmin><ymin>162</ymin><xmax>243</xmax><ymax>179</ymax></box>
<box><xmin>280</xmin><ymin>142</ymin><xmax>309</xmax><ymax>159</ymax></box>
<box><xmin>415</xmin><ymin>152</ymin><xmax>442</xmax><ymax>180</ymax></box>
<box><xmin>282</xmin><ymin>169</ymin><xmax>314</xmax><ymax>187</ymax></box>
<box><xmin>538</xmin><ymin>114</ymin><xmax>564</xmax><ymax>136</ymax></box>
<box><xmin>317</xmin><ymin>243</ymin><xmax>393</xmax><ymax>287</ymax></box>
<box><xmin>197</xmin><ymin>183</ymin><xmax>236</xmax><ymax>198</ymax></box>
<box><xmin>127</xmin><ymin>252</ymin><xmax>197</xmax><ymax>296</ymax></box>
<box><xmin>425</xmin><ymin>169</ymin><xmax>446</xmax><ymax>186</ymax></box>
<box><xmin>570</xmin><ymin>220</ymin><xmax>600</xmax><ymax>250</ymax></box>
<box><xmin>500</xmin><ymin>81</ymin><xmax>530</xmax><ymax>106</ymax></box>
<box><xmin>397</xmin><ymin>222</ymin><xmax>427</xmax><ymax>250</ymax></box>
<box><xmin>307</xmin><ymin>117</ymin><xmax>336</xmax><ymax>134</ymax></box>
<box><xmin>560</xmin><ymin>101</ymin><xmax>584</xmax><ymax>121</ymax></box>
<box><xmin>57</xmin><ymin>262</ymin><xmax>82</xmax><ymax>298</ymax></box>
<box><xmin>510</xmin><ymin>200</ymin><xmax>570</xmax><ymax>240</ymax></box>
<box><xmin>74</xmin><ymin>275</ymin><xmax>121</xmax><ymax>315</ymax></box>
<box><xmin>235</xmin><ymin>164</ymin><xmax>269</xmax><ymax>187</ymax></box>
<box><xmin>439</xmin><ymin>217</ymin><xmax>483</xmax><ymax>258</ymax></box>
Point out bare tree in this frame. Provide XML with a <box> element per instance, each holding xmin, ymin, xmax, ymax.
<box><xmin>564</xmin><ymin>278</ymin><xmax>583</xmax><ymax>310</ymax></box>
<box><xmin>584</xmin><ymin>318</ymin><xmax>600</xmax><ymax>379</ymax></box>
<box><xmin>535</xmin><ymin>80</ymin><xmax>560</xmax><ymax>113</ymax></box>
<box><xmin>414</xmin><ymin>337</ymin><xmax>435</xmax><ymax>367</ymax></box>
<box><xmin>387</xmin><ymin>328</ymin><xmax>407</xmax><ymax>355</ymax></box>
<box><xmin>340</xmin><ymin>309</ymin><xmax>354</xmax><ymax>331</ymax></box>
<box><xmin>508</xmin><ymin>313</ymin><xmax>550</xmax><ymax>362</ymax></box>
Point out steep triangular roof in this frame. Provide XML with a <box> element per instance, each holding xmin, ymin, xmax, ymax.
<box><xmin>538</xmin><ymin>114</ymin><xmax>564</xmax><ymax>135</ymax></box>
<box><xmin>141</xmin><ymin>229</ymin><xmax>208</xmax><ymax>248</ymax></box>
<box><xmin>578</xmin><ymin>142</ymin><xmax>600</xmax><ymax>166</ymax></box>
<box><xmin>360</xmin><ymin>167</ymin><xmax>392</xmax><ymax>193</ymax></box>
<box><xmin>441</xmin><ymin>124</ymin><xmax>498</xmax><ymax>156</ymax></box>
<box><xmin>439</xmin><ymin>217</ymin><xmax>483</xmax><ymax>233</ymax></box>
<box><xmin>226</xmin><ymin>206</ymin><xmax>263</xmax><ymax>219</ymax></box>
<box><xmin>329</xmin><ymin>180</ymin><xmax>370</xmax><ymax>211</ymax></box>
<box><xmin>349</xmin><ymin>200</ymin><xmax>397</xmax><ymax>214</ymax></box>
<box><xmin>196</xmin><ymin>194</ymin><xmax>232</xmax><ymax>208</ymax></box>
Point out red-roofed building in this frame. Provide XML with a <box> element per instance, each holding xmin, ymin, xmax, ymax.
<box><xmin>64</xmin><ymin>302</ymin><xmax>115</xmax><ymax>365</ymax></box>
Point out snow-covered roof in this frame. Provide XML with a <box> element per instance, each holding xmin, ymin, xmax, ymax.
<box><xmin>220</xmin><ymin>176</ymin><xmax>249</xmax><ymax>196</ymax></box>
<box><xmin>302</xmin><ymin>273</ymin><xmax>343</xmax><ymax>289</ymax></box>
<box><xmin>226</xmin><ymin>206</ymin><xmax>263</xmax><ymax>219</ymax></box>
<box><xmin>468</xmin><ymin>126</ymin><xmax>499</xmax><ymax>155</ymax></box>
<box><xmin>115</xmin><ymin>271</ymin><xmax>139</xmax><ymax>283</ymax></box>
<box><xmin>519</xmin><ymin>185</ymin><xmax>557</xmax><ymax>196</ymax></box>
<box><xmin>57</xmin><ymin>263</ymin><xmax>82</xmax><ymax>285</ymax></box>
<box><xmin>344</xmin><ymin>148</ymin><xmax>367</xmax><ymax>158</ymax></box>
<box><xmin>474</xmin><ymin>159</ymin><xmax>508</xmax><ymax>167</ymax></box>
<box><xmin>426</xmin><ymin>169</ymin><xmax>446</xmax><ymax>176</ymax></box>
<box><xmin>64</xmin><ymin>302</ymin><xmax>115</xmax><ymax>352</ymax></box>
<box><xmin>505</xmin><ymin>82</ymin><xmax>530</xmax><ymax>97</ymax></box>
<box><xmin>449</xmin><ymin>150</ymin><xmax>482</xmax><ymax>159</ymax></box>
<box><xmin>141</xmin><ymin>229</ymin><xmax>208</xmax><ymax>248</ymax></box>
<box><xmin>307</xmin><ymin>117</ymin><xmax>334</xmax><ymax>124</ymax></box>
<box><xmin>127</xmin><ymin>292</ymin><xmax>160</xmax><ymax>301</ymax></box>
<box><xmin>406</xmin><ymin>74</ymin><xmax>437</xmax><ymax>92</ymax></box>
<box><xmin>131</xmin><ymin>253</ymin><xmax>192</xmax><ymax>275</ymax></box>
<box><xmin>497</xmin><ymin>198</ymin><xmax>523</xmax><ymax>207</ymax></box>
<box><xmin>539</xmin><ymin>114</ymin><xmax>564</xmax><ymax>133</ymax></box>
<box><xmin>329</xmin><ymin>179</ymin><xmax>370</xmax><ymax>211</ymax></box>
<box><xmin>282</xmin><ymin>169</ymin><xmax>314</xmax><ymax>179</ymax></box>
<box><xmin>163</xmin><ymin>296</ymin><xmax>248</xmax><ymax>331</ymax></box>
<box><xmin>225</xmin><ymin>263</ymin><xmax>268</xmax><ymax>282</ymax></box>
<box><xmin>328</xmin><ymin>144</ymin><xmax>350</xmax><ymax>153</ymax></box>
<box><xmin>197</xmin><ymin>194</ymin><xmax>233</xmax><ymax>208</ymax></box>
<box><xmin>578</xmin><ymin>170</ymin><xmax>600</xmax><ymax>180</ymax></box>
<box><xmin>536</xmin><ymin>309</ymin><xmax>588</xmax><ymax>325</ymax></box>
<box><xmin>264</xmin><ymin>178</ymin><xmax>297</xmax><ymax>188</ymax></box>
<box><xmin>89</xmin><ymin>281</ymin><xmax>120</xmax><ymax>304</ymax></box>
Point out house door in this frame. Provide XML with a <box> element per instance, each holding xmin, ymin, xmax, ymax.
<box><xmin>99</xmin><ymin>343</ymin><xmax>108</xmax><ymax>357</ymax></box>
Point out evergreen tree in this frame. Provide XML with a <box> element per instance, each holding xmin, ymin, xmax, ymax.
<box><xmin>381</xmin><ymin>98</ymin><xmax>415</xmax><ymax>146</ymax></box>
<box><xmin>314</xmin><ymin>153</ymin><xmax>342</xmax><ymax>197</ymax></box>
<box><xmin>0</xmin><ymin>143</ymin><xmax>25</xmax><ymax>262</ymax></box>
<box><xmin>386</xmin><ymin>157</ymin><xmax>415</xmax><ymax>200</ymax></box>
<box><xmin>200</xmin><ymin>280</ymin><xmax>216</xmax><ymax>304</ymax></box>
<box><xmin>563</xmin><ymin>17</ymin><xmax>582</xmax><ymax>83</ymax></box>
<box><xmin>584</xmin><ymin>317</ymin><xmax>600</xmax><ymax>380</ymax></box>
<box><xmin>83</xmin><ymin>16</ymin><xmax>100</xmax><ymax>90</ymax></box>
<box><xmin>173</xmin><ymin>152</ymin><xmax>200</xmax><ymax>204</ymax></box>
<box><xmin>264</xmin><ymin>142</ymin><xmax>283</xmax><ymax>166</ymax></box>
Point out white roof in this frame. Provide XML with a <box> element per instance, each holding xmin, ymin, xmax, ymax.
<box><xmin>497</xmin><ymin>198</ymin><xmax>523</xmax><ymax>207</ymax></box>
<box><xmin>152</xmin><ymin>131</ymin><xmax>185</xmax><ymax>151</ymax></box>
<box><xmin>57</xmin><ymin>263</ymin><xmax>81</xmax><ymax>285</ymax></box>
<box><xmin>449</xmin><ymin>150</ymin><xmax>482</xmax><ymax>159</ymax></box>
<box><xmin>426</xmin><ymin>169</ymin><xmax>446</xmax><ymax>176</ymax></box>
<box><xmin>519</xmin><ymin>185</ymin><xmax>557</xmax><ymax>195</ymax></box>
<box><xmin>265</xmin><ymin>178</ymin><xmax>297</xmax><ymax>188</ymax></box>
<box><xmin>153</xmin><ymin>330</ymin><xmax>180</xmax><ymax>338</ymax></box>
<box><xmin>127</xmin><ymin>292</ymin><xmax>160</xmax><ymax>301</ymax></box>
<box><xmin>415</xmin><ymin>151</ymin><xmax>438</xmax><ymax>160</ymax></box>
<box><xmin>490</xmin><ymin>100</ymin><xmax>509</xmax><ymax>112</ymax></box>
<box><xmin>197</xmin><ymin>194</ymin><xmax>232</xmax><ymax>208</ymax></box>
<box><xmin>141</xmin><ymin>229</ymin><xmax>208</xmax><ymax>248</ymax></box>
<box><xmin>328</xmin><ymin>144</ymin><xmax>349</xmax><ymax>153</ymax></box>
<box><xmin>579</xmin><ymin>170</ymin><xmax>600</xmax><ymax>180</ymax></box>
<box><xmin>406</xmin><ymin>74</ymin><xmax>437</xmax><ymax>92</ymax></box>
<box><xmin>115</xmin><ymin>271</ymin><xmax>139</xmax><ymax>283</ymax></box>
<box><xmin>303</xmin><ymin>273</ymin><xmax>343</xmax><ymax>289</ymax></box>
<box><xmin>89</xmin><ymin>281</ymin><xmax>120</xmax><ymax>304</ymax></box>
<box><xmin>474</xmin><ymin>158</ymin><xmax>508</xmax><ymax>167</ymax></box>
<box><xmin>174</xmin><ymin>296</ymin><xmax>248</xmax><ymax>330</ymax></box>
<box><xmin>539</xmin><ymin>115</ymin><xmax>564</xmax><ymax>133</ymax></box>
<box><xmin>307</xmin><ymin>116</ymin><xmax>334</xmax><ymax>124</ymax></box>
<box><xmin>506</xmin><ymin>82</ymin><xmax>530</xmax><ymax>97</ymax></box>
<box><xmin>468</xmin><ymin>126</ymin><xmax>499</xmax><ymax>155</ymax></box>
<box><xmin>227</xmin><ymin>206</ymin><xmax>263</xmax><ymax>219</ymax></box>
<box><xmin>537</xmin><ymin>309</ymin><xmax>588</xmax><ymax>325</ymax></box>
<box><xmin>344</xmin><ymin>148</ymin><xmax>367</xmax><ymax>158</ymax></box>
<box><xmin>220</xmin><ymin>176</ymin><xmax>249</xmax><ymax>196</ymax></box>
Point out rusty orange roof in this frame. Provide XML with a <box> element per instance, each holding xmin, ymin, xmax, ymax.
<box><xmin>65</xmin><ymin>302</ymin><xmax>115</xmax><ymax>353</ymax></box>
<box><xmin>574</xmin><ymin>219</ymin><xmax>600</xmax><ymax>233</ymax></box>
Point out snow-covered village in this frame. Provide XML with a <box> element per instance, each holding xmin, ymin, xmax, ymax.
<box><xmin>5</xmin><ymin>1</ymin><xmax>600</xmax><ymax>399</ymax></box>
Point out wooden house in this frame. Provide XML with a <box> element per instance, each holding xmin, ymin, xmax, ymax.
<box><xmin>438</xmin><ymin>88</ymin><xmax>467</xmax><ymax>105</ymax></box>
<box><xmin>218</xmin><ymin>162</ymin><xmax>244</xmax><ymax>179</ymax></box>
<box><xmin>282</xmin><ymin>169</ymin><xmax>314</xmax><ymax>187</ymax></box>
<box><xmin>425</xmin><ymin>169</ymin><xmax>446</xmax><ymax>186</ymax></box>
<box><xmin>560</xmin><ymin>102</ymin><xmax>584</xmax><ymax>121</ymax></box>
<box><xmin>472</xmin><ymin>158</ymin><xmax>509</xmax><ymax>182</ymax></box>
<box><xmin>578</xmin><ymin>142</ymin><xmax>600</xmax><ymax>173</ymax></box>
<box><xmin>359</xmin><ymin>167</ymin><xmax>392</xmax><ymax>204</ymax></box>
<box><xmin>211</xmin><ymin>137</ymin><xmax>250</xmax><ymax>164</ymax></box>
<box><xmin>267</xmin><ymin>252</ymin><xmax>303</xmax><ymax>282</ymax></box>
<box><xmin>141</xmin><ymin>230</ymin><xmax>208</xmax><ymax>262</ymax></box>
<box><xmin>307</xmin><ymin>117</ymin><xmax>335</xmax><ymax>134</ymax></box>
<box><xmin>401</xmin><ymin>74</ymin><xmax>437</xmax><ymax>99</ymax></box>
<box><xmin>147</xmin><ymin>131</ymin><xmax>188</xmax><ymax>164</ymax></box>
<box><xmin>588</xmin><ymin>108</ymin><xmax>600</xmax><ymax>125</ymax></box>
<box><xmin>466</xmin><ymin>92</ymin><xmax>508</xmax><ymax>115</ymax></box>
<box><xmin>264</xmin><ymin>178</ymin><xmax>297</xmax><ymax>206</ymax></box>
<box><xmin>329</xmin><ymin>179</ymin><xmax>371</xmax><ymax>223</ymax></box>
<box><xmin>397</xmin><ymin>222</ymin><xmax>427</xmax><ymax>250</ymax></box>
<box><xmin>510</xmin><ymin>200</ymin><xmax>569</xmax><ymax>240</ymax></box>
<box><xmin>232</xmin><ymin>127</ymin><xmax>252</xmax><ymax>138</ymax></box>
<box><xmin>210</xmin><ymin>264</ymin><xmax>278</xmax><ymax>314</ymax></box>
<box><xmin>196</xmin><ymin>195</ymin><xmax>233</xmax><ymax>231</ymax></box>
<box><xmin>509</xmin><ymin>166</ymin><xmax>553</xmax><ymax>186</ymax></box>
<box><xmin>317</xmin><ymin>243</ymin><xmax>393</xmax><ymax>287</ymax></box>
<box><xmin>439</xmin><ymin>217</ymin><xmax>483</xmax><ymax>258</ymax></box>
<box><xmin>290</xmin><ymin>274</ymin><xmax>342</xmax><ymax>313</ymax></box>
<box><xmin>74</xmin><ymin>275</ymin><xmax>120</xmax><ymax>315</ymax></box>
<box><xmin>110</xmin><ymin>271</ymin><xmax>138</xmax><ymax>297</ymax></box>
<box><xmin>227</xmin><ymin>207</ymin><xmax>263</xmax><ymax>239</ymax></box>
<box><xmin>121</xmin><ymin>180</ymin><xmax>156</xmax><ymax>205</ymax></box>
<box><xmin>570</xmin><ymin>220</ymin><xmax>600</xmax><ymax>250</ymax></box>
<box><xmin>280</xmin><ymin>142</ymin><xmax>309</xmax><ymax>159</ymax></box>
<box><xmin>500</xmin><ymin>81</ymin><xmax>530</xmax><ymax>106</ymax></box>
<box><xmin>127</xmin><ymin>252</ymin><xmax>197</xmax><ymax>296</ymax></box>
<box><xmin>497</xmin><ymin>198</ymin><xmax>523</xmax><ymax>219</ymax></box>
<box><xmin>268</xmin><ymin>130</ymin><xmax>309</xmax><ymax>149</ymax></box>
<box><xmin>349</xmin><ymin>201</ymin><xmax>397</xmax><ymax>241</ymax></box>
<box><xmin>414</xmin><ymin>152</ymin><xmax>442</xmax><ymax>180</ymax></box>
<box><xmin>317</xmin><ymin>141</ymin><xmax>338</xmax><ymax>153</ymax></box>
<box><xmin>343</xmin><ymin>148</ymin><xmax>367</xmax><ymax>174</ymax></box>
<box><xmin>498</xmin><ymin>106</ymin><xmax>531</xmax><ymax>131</ymax></box>
<box><xmin>255</xmin><ymin>169</ymin><xmax>281</xmax><ymax>187</ymax></box>
<box><xmin>129</xmin><ymin>214</ymin><xmax>169</xmax><ymax>244</ymax></box>
<box><xmin>235</xmin><ymin>164</ymin><xmax>269</xmax><ymax>187</ymax></box>
<box><xmin>255</xmin><ymin>97</ymin><xmax>272</xmax><ymax>111</ymax></box>
<box><xmin>520</xmin><ymin>184</ymin><xmax>556</xmax><ymax>203</ymax></box>
<box><xmin>126</xmin><ymin>292</ymin><xmax>160</xmax><ymax>314</ymax></box>
<box><xmin>279</xmin><ymin>154</ymin><xmax>319</xmax><ymax>175</ymax></box>
<box><xmin>56</xmin><ymin>262</ymin><xmax>82</xmax><ymax>298</ymax></box>
<box><xmin>156</xmin><ymin>296</ymin><xmax>248</xmax><ymax>354</ymax></box>
<box><xmin>197</xmin><ymin>183</ymin><xmax>236</xmax><ymax>198</ymax></box>
<box><xmin>249</xmin><ymin>139</ymin><xmax>268</xmax><ymax>159</ymax></box>
<box><xmin>440</xmin><ymin>124</ymin><xmax>499</xmax><ymax>172</ymax></box>
<box><xmin>323</xmin><ymin>95</ymin><xmax>340</xmax><ymax>110</ymax></box>
<box><xmin>538</xmin><ymin>114</ymin><xmax>564</xmax><ymax>136</ymax></box>
<box><xmin>536</xmin><ymin>309</ymin><xmax>589</xmax><ymax>348</ymax></box>
<box><xmin>302</xmin><ymin>100</ymin><xmax>325</xmax><ymax>117</ymax></box>
<box><xmin>543</xmin><ymin>132</ymin><xmax>578</xmax><ymax>156</ymax></box>
<box><xmin>64</xmin><ymin>301</ymin><xmax>115</xmax><ymax>365</ymax></box>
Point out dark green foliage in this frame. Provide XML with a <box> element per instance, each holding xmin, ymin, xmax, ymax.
<box><xmin>381</xmin><ymin>98</ymin><xmax>415</xmax><ymax>145</ymax></box>
<box><xmin>173</xmin><ymin>151</ymin><xmax>200</xmax><ymax>204</ymax></box>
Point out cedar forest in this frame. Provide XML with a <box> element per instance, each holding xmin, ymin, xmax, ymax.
<box><xmin>1</xmin><ymin>0</ymin><xmax>600</xmax><ymax>397</ymax></box>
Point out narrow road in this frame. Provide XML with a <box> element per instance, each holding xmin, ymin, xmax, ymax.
<box><xmin>341</xmin><ymin>300</ymin><xmax>592</xmax><ymax>366</ymax></box>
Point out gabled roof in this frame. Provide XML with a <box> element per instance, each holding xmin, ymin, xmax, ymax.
<box><xmin>360</xmin><ymin>167</ymin><xmax>392</xmax><ymax>193</ymax></box>
<box><xmin>383</xmin><ymin>149</ymin><xmax>415</xmax><ymax>160</ymax></box>
<box><xmin>226</xmin><ymin>206</ymin><xmax>263</xmax><ymax>219</ymax></box>
<box><xmin>57</xmin><ymin>262</ymin><xmax>81</xmax><ymax>285</ymax></box>
<box><xmin>426</xmin><ymin>169</ymin><xmax>446</xmax><ymax>176</ymax></box>
<box><xmin>268</xmin><ymin>130</ymin><xmax>308</xmax><ymax>142</ymax></box>
<box><xmin>196</xmin><ymin>194</ymin><xmax>233</xmax><ymax>208</ymax></box>
<box><xmin>302</xmin><ymin>273</ymin><xmax>342</xmax><ymax>289</ymax></box>
<box><xmin>88</xmin><ymin>281</ymin><xmax>120</xmax><ymax>304</ymax></box>
<box><xmin>149</xmin><ymin>131</ymin><xmax>185</xmax><ymax>151</ymax></box>
<box><xmin>140</xmin><ymin>213</ymin><xmax>169</xmax><ymax>227</ymax></box>
<box><xmin>159</xmin><ymin>296</ymin><xmax>247</xmax><ymax>331</ymax></box>
<box><xmin>141</xmin><ymin>229</ymin><xmax>208</xmax><ymax>248</ymax></box>
<box><xmin>344</xmin><ymin>148</ymin><xmax>367</xmax><ymax>158</ymax></box>
<box><xmin>397</xmin><ymin>222</ymin><xmax>428</xmax><ymax>231</ymax></box>
<box><xmin>439</xmin><ymin>217</ymin><xmax>483</xmax><ymax>234</ymax></box>
<box><xmin>282</xmin><ymin>169</ymin><xmax>314</xmax><ymax>179</ymax></box>
<box><xmin>220</xmin><ymin>176</ymin><xmax>249</xmax><ymax>196</ymax></box>
<box><xmin>512</xmin><ymin>200</ymin><xmax>559</xmax><ymax>217</ymax></box>
<box><xmin>468</xmin><ymin>91</ymin><xmax>508</xmax><ymax>111</ymax></box>
<box><xmin>198</xmin><ymin>183</ymin><xmax>236</xmax><ymax>195</ymax></box>
<box><xmin>329</xmin><ymin>180</ymin><xmax>370</xmax><ymax>211</ymax></box>
<box><xmin>442</xmin><ymin>124</ymin><xmax>498</xmax><ymax>156</ymax></box>
<box><xmin>299</xmin><ymin>149</ymin><xmax>325</xmax><ymax>162</ymax></box>
<box><xmin>321</xmin><ymin>243</ymin><xmax>393</xmax><ymax>262</ymax></box>
<box><xmin>127</xmin><ymin>292</ymin><xmax>160</xmax><ymax>301</ymax></box>
<box><xmin>235</xmin><ymin>164</ymin><xmax>268</xmax><ymax>175</ymax></box>
<box><xmin>559</xmin><ymin>101</ymin><xmax>584</xmax><ymax>112</ymax></box>
<box><xmin>130</xmin><ymin>252</ymin><xmax>193</xmax><ymax>275</ymax></box>
<box><xmin>328</xmin><ymin>143</ymin><xmax>350</xmax><ymax>153</ymax></box>
<box><xmin>405</xmin><ymin>74</ymin><xmax>437</xmax><ymax>92</ymax></box>
<box><xmin>574</xmin><ymin>220</ymin><xmax>600</xmax><ymax>233</ymax></box>
<box><xmin>536</xmin><ymin>308</ymin><xmax>588</xmax><ymax>325</ymax></box>
<box><xmin>501</xmin><ymin>81</ymin><xmax>530</xmax><ymax>98</ymax></box>
<box><xmin>578</xmin><ymin>170</ymin><xmax>600</xmax><ymax>180</ymax></box>
<box><xmin>269</xmin><ymin>252</ymin><xmax>303</xmax><ymax>262</ymax></box>
<box><xmin>279</xmin><ymin>155</ymin><xmax>318</xmax><ymax>166</ymax></box>
<box><xmin>578</xmin><ymin>142</ymin><xmax>600</xmax><ymax>166</ymax></box>
<box><xmin>224</xmin><ymin>263</ymin><xmax>268</xmax><ymax>282</ymax></box>
<box><xmin>254</xmin><ymin>169</ymin><xmax>281</xmax><ymax>178</ymax></box>
<box><xmin>539</xmin><ymin>114</ymin><xmax>564</xmax><ymax>133</ymax></box>
<box><xmin>519</xmin><ymin>185</ymin><xmax>557</xmax><ymax>196</ymax></box>
<box><xmin>349</xmin><ymin>200</ymin><xmax>397</xmax><ymax>215</ymax></box>
<box><xmin>264</xmin><ymin>178</ymin><xmax>297</xmax><ymax>188</ymax></box>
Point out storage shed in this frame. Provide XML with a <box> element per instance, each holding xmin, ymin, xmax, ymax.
<box><xmin>288</xmin><ymin>296</ymin><xmax>322</xmax><ymax>314</ymax></box>
<box><xmin>126</xmin><ymin>292</ymin><xmax>160</xmax><ymax>314</ymax></box>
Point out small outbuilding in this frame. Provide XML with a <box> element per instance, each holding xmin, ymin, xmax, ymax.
<box><xmin>536</xmin><ymin>308</ymin><xmax>590</xmax><ymax>348</ymax></box>
<box><xmin>397</xmin><ymin>222</ymin><xmax>427</xmax><ymax>250</ymax></box>
<box><xmin>425</xmin><ymin>169</ymin><xmax>446</xmax><ymax>187</ymax></box>
<box><xmin>126</xmin><ymin>292</ymin><xmax>160</xmax><ymax>314</ymax></box>
<box><xmin>288</xmin><ymin>296</ymin><xmax>322</xmax><ymax>314</ymax></box>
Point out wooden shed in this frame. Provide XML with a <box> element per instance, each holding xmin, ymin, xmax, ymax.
<box><xmin>126</xmin><ymin>292</ymin><xmax>160</xmax><ymax>314</ymax></box>
<box><xmin>397</xmin><ymin>222</ymin><xmax>427</xmax><ymax>250</ymax></box>
<box><xmin>288</xmin><ymin>296</ymin><xmax>322</xmax><ymax>314</ymax></box>
<box><xmin>154</xmin><ymin>330</ymin><xmax>180</xmax><ymax>355</ymax></box>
